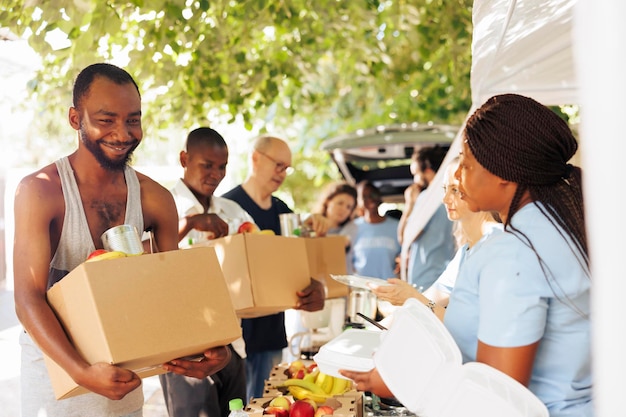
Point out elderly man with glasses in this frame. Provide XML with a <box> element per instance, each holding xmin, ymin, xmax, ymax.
<box><xmin>222</xmin><ymin>134</ymin><xmax>330</xmax><ymax>400</ymax></box>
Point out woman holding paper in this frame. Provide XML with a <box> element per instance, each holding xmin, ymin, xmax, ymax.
<box><xmin>370</xmin><ymin>157</ymin><xmax>499</xmax><ymax>309</ymax></box>
<box><xmin>341</xmin><ymin>94</ymin><xmax>592</xmax><ymax>417</ymax></box>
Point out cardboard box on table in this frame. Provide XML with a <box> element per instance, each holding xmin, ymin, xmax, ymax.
<box><xmin>195</xmin><ymin>234</ymin><xmax>311</xmax><ymax>318</ymax></box>
<box><xmin>44</xmin><ymin>247</ymin><xmax>241</xmax><ymax>400</ymax></box>
<box><xmin>246</xmin><ymin>394</ymin><xmax>363</xmax><ymax>417</ymax></box>
<box><xmin>303</xmin><ymin>236</ymin><xmax>349</xmax><ymax>299</ymax></box>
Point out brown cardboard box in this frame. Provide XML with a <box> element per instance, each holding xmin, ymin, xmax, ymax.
<box><xmin>197</xmin><ymin>234</ymin><xmax>311</xmax><ymax>318</ymax></box>
<box><xmin>44</xmin><ymin>247</ymin><xmax>241</xmax><ymax>399</ymax></box>
<box><xmin>246</xmin><ymin>394</ymin><xmax>362</xmax><ymax>417</ymax></box>
<box><xmin>304</xmin><ymin>236</ymin><xmax>349</xmax><ymax>299</ymax></box>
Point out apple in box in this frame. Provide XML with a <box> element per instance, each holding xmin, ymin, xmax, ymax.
<box><xmin>264</xmin><ymin>395</ymin><xmax>292</xmax><ymax>417</ymax></box>
<box><xmin>238</xmin><ymin>221</ymin><xmax>260</xmax><ymax>233</ymax></box>
<box><xmin>314</xmin><ymin>406</ymin><xmax>334</xmax><ymax>417</ymax></box>
<box><xmin>290</xmin><ymin>399</ymin><xmax>317</xmax><ymax>417</ymax></box>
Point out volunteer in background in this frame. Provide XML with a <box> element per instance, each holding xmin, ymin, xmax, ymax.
<box><xmin>159</xmin><ymin>127</ymin><xmax>252</xmax><ymax>417</ymax></box>
<box><xmin>222</xmin><ymin>135</ymin><xmax>329</xmax><ymax>399</ymax></box>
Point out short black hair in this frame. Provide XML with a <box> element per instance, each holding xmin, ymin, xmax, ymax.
<box><xmin>72</xmin><ymin>63</ymin><xmax>140</xmax><ymax>108</ymax></box>
<box><xmin>412</xmin><ymin>145</ymin><xmax>449</xmax><ymax>173</ymax></box>
<box><xmin>185</xmin><ymin>127</ymin><xmax>227</xmax><ymax>152</ymax></box>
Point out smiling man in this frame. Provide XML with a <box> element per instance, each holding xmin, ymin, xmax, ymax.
<box><xmin>159</xmin><ymin>127</ymin><xmax>253</xmax><ymax>417</ymax></box>
<box><xmin>13</xmin><ymin>64</ymin><xmax>231</xmax><ymax>417</ymax></box>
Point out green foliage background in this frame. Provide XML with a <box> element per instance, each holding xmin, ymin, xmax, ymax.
<box><xmin>2</xmin><ymin>0</ymin><xmax>474</xmax><ymax>209</ymax></box>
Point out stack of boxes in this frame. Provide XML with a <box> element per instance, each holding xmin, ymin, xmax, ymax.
<box><xmin>45</xmin><ymin>234</ymin><xmax>353</xmax><ymax>400</ymax></box>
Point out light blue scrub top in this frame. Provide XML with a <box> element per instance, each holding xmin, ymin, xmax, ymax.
<box><xmin>407</xmin><ymin>200</ymin><xmax>456</xmax><ymax>291</ymax></box>
<box><xmin>444</xmin><ymin>203</ymin><xmax>593</xmax><ymax>417</ymax></box>
<box><xmin>351</xmin><ymin>216</ymin><xmax>401</xmax><ymax>279</ymax></box>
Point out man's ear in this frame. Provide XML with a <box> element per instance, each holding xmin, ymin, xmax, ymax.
<box><xmin>68</xmin><ymin>107</ymin><xmax>80</xmax><ymax>130</ymax></box>
<box><xmin>179</xmin><ymin>150</ymin><xmax>188</xmax><ymax>168</ymax></box>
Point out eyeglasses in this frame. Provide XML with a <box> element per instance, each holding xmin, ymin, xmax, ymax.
<box><xmin>257</xmin><ymin>150</ymin><xmax>294</xmax><ymax>175</ymax></box>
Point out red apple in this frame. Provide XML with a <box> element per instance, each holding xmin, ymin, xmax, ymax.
<box><xmin>302</xmin><ymin>398</ymin><xmax>317</xmax><ymax>412</ymax></box>
<box><xmin>268</xmin><ymin>396</ymin><xmax>292</xmax><ymax>411</ymax></box>
<box><xmin>264</xmin><ymin>406</ymin><xmax>289</xmax><ymax>417</ymax></box>
<box><xmin>294</xmin><ymin>368</ymin><xmax>306</xmax><ymax>379</ymax></box>
<box><xmin>238</xmin><ymin>221</ymin><xmax>260</xmax><ymax>234</ymax></box>
<box><xmin>290</xmin><ymin>400</ymin><xmax>316</xmax><ymax>417</ymax></box>
<box><xmin>314</xmin><ymin>405</ymin><xmax>334</xmax><ymax>417</ymax></box>
<box><xmin>287</xmin><ymin>360</ymin><xmax>306</xmax><ymax>378</ymax></box>
<box><xmin>86</xmin><ymin>249</ymin><xmax>108</xmax><ymax>260</ymax></box>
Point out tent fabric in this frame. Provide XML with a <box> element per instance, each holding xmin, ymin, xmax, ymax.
<box><xmin>471</xmin><ymin>0</ymin><xmax>578</xmax><ymax>106</ymax></box>
<box><xmin>400</xmin><ymin>0</ymin><xmax>577</xmax><ymax>279</ymax></box>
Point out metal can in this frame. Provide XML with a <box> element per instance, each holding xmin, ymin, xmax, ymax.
<box><xmin>279</xmin><ymin>213</ymin><xmax>302</xmax><ymax>237</ymax></box>
<box><xmin>101</xmin><ymin>224</ymin><xmax>144</xmax><ymax>255</ymax></box>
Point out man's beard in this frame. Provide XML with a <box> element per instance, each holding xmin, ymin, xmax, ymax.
<box><xmin>80</xmin><ymin>123</ymin><xmax>140</xmax><ymax>171</ymax></box>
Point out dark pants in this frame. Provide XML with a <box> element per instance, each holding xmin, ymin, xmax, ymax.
<box><xmin>245</xmin><ymin>349</ymin><xmax>283</xmax><ymax>400</ymax></box>
<box><xmin>159</xmin><ymin>345</ymin><xmax>246</xmax><ymax>417</ymax></box>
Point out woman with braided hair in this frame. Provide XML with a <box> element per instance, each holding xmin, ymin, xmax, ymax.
<box><xmin>444</xmin><ymin>93</ymin><xmax>592</xmax><ymax>416</ymax></box>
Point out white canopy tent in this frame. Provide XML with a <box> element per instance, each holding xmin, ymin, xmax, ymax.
<box><xmin>401</xmin><ymin>1</ymin><xmax>625</xmax><ymax>415</ymax></box>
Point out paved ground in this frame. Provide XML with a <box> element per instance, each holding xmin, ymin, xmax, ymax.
<box><xmin>0</xmin><ymin>285</ymin><xmax>169</xmax><ymax>417</ymax></box>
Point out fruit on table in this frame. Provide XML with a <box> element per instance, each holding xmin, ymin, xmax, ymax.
<box><xmin>258</xmin><ymin>229</ymin><xmax>276</xmax><ymax>235</ymax></box>
<box><xmin>287</xmin><ymin>385</ymin><xmax>331</xmax><ymax>405</ymax></box>
<box><xmin>85</xmin><ymin>250</ymin><xmax>128</xmax><ymax>262</ymax></box>
<box><xmin>278</xmin><ymin>379</ymin><xmax>326</xmax><ymax>396</ymax></box>
<box><xmin>268</xmin><ymin>395</ymin><xmax>292</xmax><ymax>411</ymax></box>
<box><xmin>264</xmin><ymin>406</ymin><xmax>290</xmax><ymax>417</ymax></box>
<box><xmin>314</xmin><ymin>405</ymin><xmax>334</xmax><ymax>417</ymax></box>
<box><xmin>238</xmin><ymin>221</ymin><xmax>260</xmax><ymax>233</ymax></box>
<box><xmin>286</xmin><ymin>360</ymin><xmax>307</xmax><ymax>378</ymax></box>
<box><xmin>328</xmin><ymin>376</ymin><xmax>351</xmax><ymax>395</ymax></box>
<box><xmin>290</xmin><ymin>399</ymin><xmax>317</xmax><ymax>417</ymax></box>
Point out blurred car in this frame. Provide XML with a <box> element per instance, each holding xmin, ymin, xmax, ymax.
<box><xmin>321</xmin><ymin>123</ymin><xmax>460</xmax><ymax>203</ymax></box>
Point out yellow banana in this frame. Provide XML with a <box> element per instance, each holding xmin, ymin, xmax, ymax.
<box><xmin>329</xmin><ymin>376</ymin><xmax>351</xmax><ymax>395</ymax></box>
<box><xmin>288</xmin><ymin>385</ymin><xmax>331</xmax><ymax>404</ymax></box>
<box><xmin>278</xmin><ymin>378</ymin><xmax>326</xmax><ymax>395</ymax></box>
<box><xmin>303</xmin><ymin>372</ymin><xmax>316</xmax><ymax>384</ymax></box>
<box><xmin>314</xmin><ymin>372</ymin><xmax>334</xmax><ymax>394</ymax></box>
<box><xmin>86</xmin><ymin>251</ymin><xmax>128</xmax><ymax>262</ymax></box>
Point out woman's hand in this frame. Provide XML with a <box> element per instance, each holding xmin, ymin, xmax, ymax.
<box><xmin>370</xmin><ymin>278</ymin><xmax>420</xmax><ymax>306</ymax></box>
<box><xmin>339</xmin><ymin>368</ymin><xmax>394</xmax><ymax>398</ymax></box>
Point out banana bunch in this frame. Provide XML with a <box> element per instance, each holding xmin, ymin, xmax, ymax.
<box><xmin>288</xmin><ymin>385</ymin><xmax>331</xmax><ymax>404</ymax></box>
<box><xmin>315</xmin><ymin>371</ymin><xmax>352</xmax><ymax>396</ymax></box>
<box><xmin>276</xmin><ymin>372</ymin><xmax>352</xmax><ymax>404</ymax></box>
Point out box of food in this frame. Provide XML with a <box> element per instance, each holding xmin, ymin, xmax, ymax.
<box><xmin>196</xmin><ymin>234</ymin><xmax>312</xmax><ymax>318</ymax></box>
<box><xmin>44</xmin><ymin>247</ymin><xmax>241</xmax><ymax>399</ymax></box>
<box><xmin>303</xmin><ymin>236</ymin><xmax>350</xmax><ymax>299</ymax></box>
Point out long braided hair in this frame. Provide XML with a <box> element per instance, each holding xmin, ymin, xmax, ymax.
<box><xmin>464</xmin><ymin>94</ymin><xmax>588</xmax><ymax>273</ymax></box>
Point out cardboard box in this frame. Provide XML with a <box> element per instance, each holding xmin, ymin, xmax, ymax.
<box><xmin>247</xmin><ymin>394</ymin><xmax>362</xmax><ymax>417</ymax></box>
<box><xmin>303</xmin><ymin>236</ymin><xmax>349</xmax><ymax>299</ymax></box>
<box><xmin>197</xmin><ymin>234</ymin><xmax>311</xmax><ymax>318</ymax></box>
<box><xmin>44</xmin><ymin>247</ymin><xmax>241</xmax><ymax>399</ymax></box>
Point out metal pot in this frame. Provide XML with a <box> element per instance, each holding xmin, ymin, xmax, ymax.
<box><xmin>347</xmin><ymin>288</ymin><xmax>378</xmax><ymax>324</ymax></box>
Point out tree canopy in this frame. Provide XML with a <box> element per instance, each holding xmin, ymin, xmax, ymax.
<box><xmin>2</xmin><ymin>0</ymin><xmax>473</xmax><ymax>207</ymax></box>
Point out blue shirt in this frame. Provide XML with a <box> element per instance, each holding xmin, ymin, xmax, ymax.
<box><xmin>407</xmin><ymin>200</ymin><xmax>456</xmax><ymax>290</ymax></box>
<box><xmin>444</xmin><ymin>203</ymin><xmax>592</xmax><ymax>417</ymax></box>
<box><xmin>351</xmin><ymin>216</ymin><xmax>401</xmax><ymax>279</ymax></box>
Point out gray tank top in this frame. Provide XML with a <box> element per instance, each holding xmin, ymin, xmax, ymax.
<box><xmin>48</xmin><ymin>156</ymin><xmax>144</xmax><ymax>289</ymax></box>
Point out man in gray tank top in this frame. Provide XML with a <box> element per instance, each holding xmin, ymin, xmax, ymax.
<box><xmin>13</xmin><ymin>63</ymin><xmax>232</xmax><ymax>417</ymax></box>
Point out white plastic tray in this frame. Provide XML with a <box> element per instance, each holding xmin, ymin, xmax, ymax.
<box><xmin>374</xmin><ymin>298</ymin><xmax>548</xmax><ymax>417</ymax></box>
<box><xmin>313</xmin><ymin>328</ymin><xmax>382</xmax><ymax>379</ymax></box>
